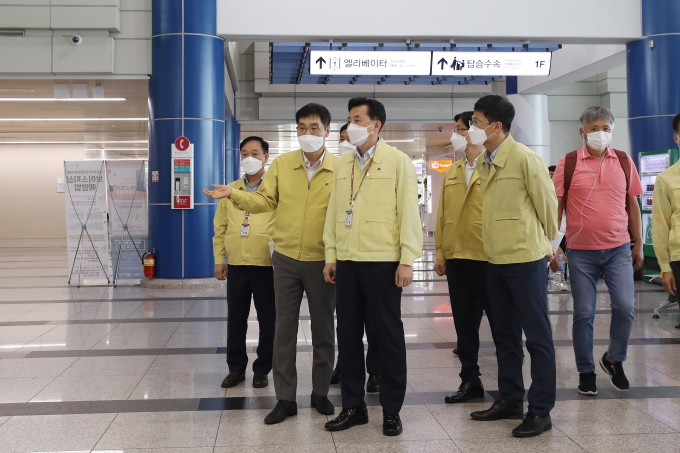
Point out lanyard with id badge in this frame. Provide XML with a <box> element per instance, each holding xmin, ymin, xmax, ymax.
<box><xmin>241</xmin><ymin>212</ymin><xmax>251</xmax><ymax>237</ymax></box>
<box><xmin>346</xmin><ymin>157</ymin><xmax>374</xmax><ymax>228</ymax></box>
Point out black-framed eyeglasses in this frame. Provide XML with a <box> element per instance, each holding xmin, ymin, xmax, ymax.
<box><xmin>296</xmin><ymin>125</ymin><xmax>326</xmax><ymax>134</ymax></box>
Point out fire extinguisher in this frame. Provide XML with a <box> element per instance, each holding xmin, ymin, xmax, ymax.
<box><xmin>143</xmin><ymin>249</ymin><xmax>156</xmax><ymax>278</ymax></box>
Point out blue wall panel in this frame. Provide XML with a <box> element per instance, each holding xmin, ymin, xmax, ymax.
<box><xmin>627</xmin><ymin>0</ymin><xmax>680</xmax><ymax>163</ymax></box>
<box><xmin>184</xmin><ymin>0</ymin><xmax>217</xmax><ymax>35</ymax></box>
<box><xmin>184</xmin><ymin>35</ymin><xmax>225</xmax><ymax>120</ymax></box>
<box><xmin>151</xmin><ymin>0</ymin><xmax>182</xmax><ymax>36</ymax></box>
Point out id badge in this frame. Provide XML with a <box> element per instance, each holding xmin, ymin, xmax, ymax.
<box><xmin>241</xmin><ymin>224</ymin><xmax>250</xmax><ymax>237</ymax></box>
<box><xmin>345</xmin><ymin>210</ymin><xmax>353</xmax><ymax>228</ymax></box>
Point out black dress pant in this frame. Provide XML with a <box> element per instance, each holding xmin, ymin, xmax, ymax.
<box><xmin>487</xmin><ymin>259</ymin><xmax>556</xmax><ymax>417</ymax></box>
<box><xmin>445</xmin><ymin>259</ymin><xmax>495</xmax><ymax>385</ymax></box>
<box><xmin>335</xmin><ymin>316</ymin><xmax>381</xmax><ymax>376</ymax></box>
<box><xmin>670</xmin><ymin>262</ymin><xmax>680</xmax><ymax>303</ymax></box>
<box><xmin>226</xmin><ymin>265</ymin><xmax>276</xmax><ymax>374</ymax></box>
<box><xmin>336</xmin><ymin>261</ymin><xmax>406</xmax><ymax>415</ymax></box>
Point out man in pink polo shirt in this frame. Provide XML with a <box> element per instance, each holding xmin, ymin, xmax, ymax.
<box><xmin>552</xmin><ymin>106</ymin><xmax>643</xmax><ymax>396</ymax></box>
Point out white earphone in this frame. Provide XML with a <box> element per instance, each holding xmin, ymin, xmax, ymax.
<box><xmin>566</xmin><ymin>145</ymin><xmax>603</xmax><ymax>250</ymax></box>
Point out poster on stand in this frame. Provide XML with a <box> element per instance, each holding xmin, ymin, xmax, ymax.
<box><xmin>106</xmin><ymin>160</ymin><xmax>148</xmax><ymax>282</ymax></box>
<box><xmin>64</xmin><ymin>161</ymin><xmax>110</xmax><ymax>284</ymax></box>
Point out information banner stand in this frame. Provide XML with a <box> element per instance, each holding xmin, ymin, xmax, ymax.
<box><xmin>64</xmin><ymin>161</ymin><xmax>110</xmax><ymax>286</ymax></box>
<box><xmin>105</xmin><ymin>160</ymin><xmax>148</xmax><ymax>286</ymax></box>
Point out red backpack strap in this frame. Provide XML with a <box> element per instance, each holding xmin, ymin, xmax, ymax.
<box><xmin>613</xmin><ymin>149</ymin><xmax>631</xmax><ymax>196</ymax></box>
<box><xmin>562</xmin><ymin>150</ymin><xmax>579</xmax><ymax>209</ymax></box>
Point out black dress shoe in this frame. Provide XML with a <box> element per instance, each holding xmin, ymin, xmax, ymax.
<box><xmin>366</xmin><ymin>374</ymin><xmax>380</xmax><ymax>393</ymax></box>
<box><xmin>452</xmin><ymin>347</ymin><xmax>458</xmax><ymax>355</ymax></box>
<box><xmin>325</xmin><ymin>407</ymin><xmax>369</xmax><ymax>431</ymax></box>
<box><xmin>383</xmin><ymin>413</ymin><xmax>403</xmax><ymax>436</ymax></box>
<box><xmin>311</xmin><ymin>393</ymin><xmax>335</xmax><ymax>415</ymax></box>
<box><xmin>264</xmin><ymin>400</ymin><xmax>297</xmax><ymax>425</ymax></box>
<box><xmin>221</xmin><ymin>372</ymin><xmax>245</xmax><ymax>388</ymax></box>
<box><xmin>330</xmin><ymin>366</ymin><xmax>341</xmax><ymax>384</ymax></box>
<box><xmin>470</xmin><ymin>400</ymin><xmax>523</xmax><ymax>421</ymax></box>
<box><xmin>444</xmin><ymin>381</ymin><xmax>485</xmax><ymax>404</ymax></box>
<box><xmin>252</xmin><ymin>373</ymin><xmax>268</xmax><ymax>388</ymax></box>
<box><xmin>512</xmin><ymin>412</ymin><xmax>552</xmax><ymax>438</ymax></box>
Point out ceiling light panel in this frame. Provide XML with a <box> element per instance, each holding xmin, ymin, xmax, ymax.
<box><xmin>0</xmin><ymin>140</ymin><xmax>148</xmax><ymax>144</ymax></box>
<box><xmin>0</xmin><ymin>88</ymin><xmax>35</xmax><ymax>92</ymax></box>
<box><xmin>0</xmin><ymin>98</ymin><xmax>126</xmax><ymax>102</ymax></box>
<box><xmin>0</xmin><ymin>118</ymin><xmax>147</xmax><ymax>121</ymax></box>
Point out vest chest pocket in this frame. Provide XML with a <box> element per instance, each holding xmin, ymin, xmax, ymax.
<box><xmin>493</xmin><ymin>173</ymin><xmax>523</xmax><ymax>185</ymax></box>
<box><xmin>445</xmin><ymin>177</ymin><xmax>464</xmax><ymax>188</ymax></box>
<box><xmin>366</xmin><ymin>172</ymin><xmax>397</xmax><ymax>206</ymax></box>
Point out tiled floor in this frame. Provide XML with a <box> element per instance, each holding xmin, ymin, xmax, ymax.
<box><xmin>0</xmin><ymin>238</ymin><xmax>680</xmax><ymax>452</ymax></box>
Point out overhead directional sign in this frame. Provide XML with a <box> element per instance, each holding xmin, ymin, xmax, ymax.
<box><xmin>431</xmin><ymin>51</ymin><xmax>552</xmax><ymax>76</ymax></box>
<box><xmin>308</xmin><ymin>51</ymin><xmax>552</xmax><ymax>77</ymax></box>
<box><xmin>310</xmin><ymin>51</ymin><xmax>432</xmax><ymax>76</ymax></box>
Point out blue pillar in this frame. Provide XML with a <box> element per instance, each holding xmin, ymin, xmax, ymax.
<box><xmin>627</xmin><ymin>0</ymin><xmax>680</xmax><ymax>167</ymax></box>
<box><xmin>148</xmin><ymin>0</ymin><xmax>224</xmax><ymax>279</ymax></box>
<box><xmin>225</xmin><ymin>116</ymin><xmax>240</xmax><ymax>184</ymax></box>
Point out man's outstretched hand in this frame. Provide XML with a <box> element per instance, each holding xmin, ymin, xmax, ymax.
<box><xmin>203</xmin><ymin>184</ymin><xmax>232</xmax><ymax>200</ymax></box>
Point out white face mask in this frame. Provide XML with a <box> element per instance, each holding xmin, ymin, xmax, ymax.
<box><xmin>298</xmin><ymin>132</ymin><xmax>326</xmax><ymax>153</ymax></box>
<box><xmin>338</xmin><ymin>141</ymin><xmax>356</xmax><ymax>156</ymax></box>
<box><xmin>241</xmin><ymin>156</ymin><xmax>264</xmax><ymax>176</ymax></box>
<box><xmin>347</xmin><ymin>121</ymin><xmax>377</xmax><ymax>147</ymax></box>
<box><xmin>450</xmin><ymin>132</ymin><xmax>468</xmax><ymax>152</ymax></box>
<box><xmin>585</xmin><ymin>131</ymin><xmax>612</xmax><ymax>151</ymax></box>
<box><xmin>468</xmin><ymin>123</ymin><xmax>496</xmax><ymax>146</ymax></box>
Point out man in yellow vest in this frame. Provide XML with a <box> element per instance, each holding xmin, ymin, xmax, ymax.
<box><xmin>331</xmin><ymin>123</ymin><xmax>381</xmax><ymax>391</ymax></box>
<box><xmin>652</xmin><ymin>113</ymin><xmax>680</xmax><ymax>329</ymax></box>
<box><xmin>204</xmin><ymin>104</ymin><xmax>338</xmax><ymax>425</ymax></box>
<box><xmin>213</xmin><ymin>136</ymin><xmax>276</xmax><ymax>390</ymax></box>
<box><xmin>323</xmin><ymin>98</ymin><xmax>422</xmax><ymax>437</ymax></box>
<box><xmin>470</xmin><ymin>95</ymin><xmax>558</xmax><ymax>438</ymax></box>
<box><xmin>434</xmin><ymin>111</ymin><xmax>495</xmax><ymax>404</ymax></box>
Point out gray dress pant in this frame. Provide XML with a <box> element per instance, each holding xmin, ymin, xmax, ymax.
<box><xmin>271</xmin><ymin>251</ymin><xmax>336</xmax><ymax>401</ymax></box>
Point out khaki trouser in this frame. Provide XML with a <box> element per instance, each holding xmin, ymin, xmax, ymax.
<box><xmin>271</xmin><ymin>251</ymin><xmax>336</xmax><ymax>401</ymax></box>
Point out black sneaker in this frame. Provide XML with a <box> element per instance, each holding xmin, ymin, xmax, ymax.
<box><xmin>599</xmin><ymin>352</ymin><xmax>629</xmax><ymax>391</ymax></box>
<box><xmin>578</xmin><ymin>372</ymin><xmax>597</xmax><ymax>396</ymax></box>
